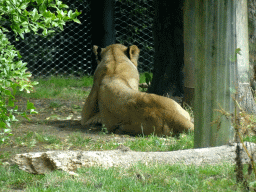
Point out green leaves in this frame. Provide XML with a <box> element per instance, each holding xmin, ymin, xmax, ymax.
<box><xmin>73</xmin><ymin>18</ymin><xmax>81</xmax><ymax>24</ymax></box>
<box><xmin>1</xmin><ymin>0</ymin><xmax>81</xmax><ymax>38</ymax></box>
<box><xmin>31</xmin><ymin>8</ymin><xmax>41</xmax><ymax>21</ymax></box>
<box><xmin>0</xmin><ymin>30</ymin><xmax>35</xmax><ymax>142</ymax></box>
<box><xmin>0</xmin><ymin>0</ymin><xmax>81</xmax><ymax>144</ymax></box>
<box><xmin>39</xmin><ymin>2</ymin><xmax>47</xmax><ymax>14</ymax></box>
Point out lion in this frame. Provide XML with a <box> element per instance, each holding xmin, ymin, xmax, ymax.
<box><xmin>81</xmin><ymin>44</ymin><xmax>194</xmax><ymax>136</ymax></box>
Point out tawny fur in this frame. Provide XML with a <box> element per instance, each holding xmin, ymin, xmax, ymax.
<box><xmin>81</xmin><ymin>44</ymin><xmax>194</xmax><ymax>136</ymax></box>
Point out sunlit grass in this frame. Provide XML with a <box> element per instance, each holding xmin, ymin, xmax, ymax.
<box><xmin>67</xmin><ymin>132</ymin><xmax>93</xmax><ymax>147</ymax></box>
<box><xmin>15</xmin><ymin>73</ymin><xmax>152</xmax><ymax>100</ymax></box>
<box><xmin>0</xmin><ymin>162</ymin><xmax>253</xmax><ymax>191</ymax></box>
<box><xmin>15</xmin><ymin>75</ymin><xmax>94</xmax><ymax>100</ymax></box>
<box><xmin>3</xmin><ymin>128</ymin><xmax>194</xmax><ymax>153</ymax></box>
<box><xmin>123</xmin><ymin>131</ymin><xmax>194</xmax><ymax>152</ymax></box>
<box><xmin>13</xmin><ymin>131</ymin><xmax>61</xmax><ymax>148</ymax></box>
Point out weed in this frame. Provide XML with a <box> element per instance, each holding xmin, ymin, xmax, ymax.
<box><xmin>169</xmin><ymin>131</ymin><xmax>194</xmax><ymax>151</ymax></box>
<box><xmin>183</xmin><ymin>102</ymin><xmax>194</xmax><ymax>120</ymax></box>
<box><xmin>100</xmin><ymin>126</ymin><xmax>109</xmax><ymax>135</ymax></box>
<box><xmin>68</xmin><ymin>132</ymin><xmax>92</xmax><ymax>147</ymax></box>
<box><xmin>49</xmin><ymin>101</ymin><xmax>63</xmax><ymax>108</ymax></box>
<box><xmin>214</xmin><ymin>91</ymin><xmax>256</xmax><ymax>191</ymax></box>
<box><xmin>35</xmin><ymin>132</ymin><xmax>61</xmax><ymax>145</ymax></box>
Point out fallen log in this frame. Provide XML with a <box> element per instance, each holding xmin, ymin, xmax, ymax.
<box><xmin>13</xmin><ymin>142</ymin><xmax>256</xmax><ymax>174</ymax></box>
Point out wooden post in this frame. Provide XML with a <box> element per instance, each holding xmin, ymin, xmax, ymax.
<box><xmin>193</xmin><ymin>0</ymin><xmax>238</xmax><ymax>148</ymax></box>
<box><xmin>236</xmin><ymin>0</ymin><xmax>256</xmax><ymax>114</ymax></box>
<box><xmin>183</xmin><ymin>0</ymin><xmax>196</xmax><ymax>107</ymax></box>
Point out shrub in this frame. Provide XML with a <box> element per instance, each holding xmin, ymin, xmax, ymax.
<box><xmin>0</xmin><ymin>0</ymin><xmax>81</xmax><ymax>143</ymax></box>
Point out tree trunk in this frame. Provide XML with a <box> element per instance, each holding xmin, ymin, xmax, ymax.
<box><xmin>90</xmin><ymin>0</ymin><xmax>116</xmax><ymax>73</ymax></box>
<box><xmin>148</xmin><ymin>0</ymin><xmax>184</xmax><ymax>97</ymax></box>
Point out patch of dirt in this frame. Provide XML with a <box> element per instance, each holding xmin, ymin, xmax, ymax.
<box><xmin>14</xmin><ymin>95</ymin><xmax>85</xmax><ymax>121</ymax></box>
<box><xmin>1</xmin><ymin>96</ymin><xmax>135</xmax><ymax>159</ymax></box>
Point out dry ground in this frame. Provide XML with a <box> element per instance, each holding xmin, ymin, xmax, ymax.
<box><xmin>1</xmin><ymin>95</ymin><xmax>135</xmax><ymax>159</ymax></box>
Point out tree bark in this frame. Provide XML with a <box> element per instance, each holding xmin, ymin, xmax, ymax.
<box><xmin>90</xmin><ymin>0</ymin><xmax>116</xmax><ymax>73</ymax></box>
<box><xmin>148</xmin><ymin>0</ymin><xmax>184</xmax><ymax>97</ymax></box>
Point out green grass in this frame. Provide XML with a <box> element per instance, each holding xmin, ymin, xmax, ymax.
<box><xmin>243</xmin><ymin>135</ymin><xmax>256</xmax><ymax>143</ymax></box>
<box><xmin>65</xmin><ymin>131</ymin><xmax>194</xmax><ymax>152</ymax></box>
<box><xmin>1</xmin><ymin>128</ymin><xmax>193</xmax><ymax>153</ymax></box>
<box><xmin>15</xmin><ymin>73</ymin><xmax>152</xmax><ymax>100</ymax></box>
<box><xmin>67</xmin><ymin>132</ymin><xmax>93</xmax><ymax>147</ymax></box>
<box><xmin>124</xmin><ymin>131</ymin><xmax>194</xmax><ymax>152</ymax></box>
<box><xmin>16</xmin><ymin>75</ymin><xmax>94</xmax><ymax>100</ymax></box>
<box><xmin>3</xmin><ymin>74</ymin><xmax>256</xmax><ymax>191</ymax></box>
<box><xmin>14</xmin><ymin>131</ymin><xmax>61</xmax><ymax>148</ymax></box>
<box><xmin>0</xmin><ymin>165</ymin><xmax>44</xmax><ymax>191</ymax></box>
<box><xmin>49</xmin><ymin>101</ymin><xmax>63</xmax><ymax>108</ymax></box>
<box><xmin>3</xmin><ymin>129</ymin><xmax>195</xmax><ymax>152</ymax></box>
<box><xmin>0</xmin><ymin>162</ymin><xmax>254</xmax><ymax>191</ymax></box>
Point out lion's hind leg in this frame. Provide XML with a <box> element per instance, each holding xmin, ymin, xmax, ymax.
<box><xmin>81</xmin><ymin>112</ymin><xmax>102</xmax><ymax>125</ymax></box>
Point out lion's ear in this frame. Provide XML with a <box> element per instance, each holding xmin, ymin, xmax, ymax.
<box><xmin>128</xmin><ymin>45</ymin><xmax>140</xmax><ymax>66</ymax></box>
<box><xmin>93</xmin><ymin>45</ymin><xmax>99</xmax><ymax>55</ymax></box>
<box><xmin>93</xmin><ymin>45</ymin><xmax>102</xmax><ymax>62</ymax></box>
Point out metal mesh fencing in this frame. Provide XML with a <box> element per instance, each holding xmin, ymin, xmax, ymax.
<box><xmin>8</xmin><ymin>0</ymin><xmax>154</xmax><ymax>77</ymax></box>
<box><xmin>115</xmin><ymin>0</ymin><xmax>154</xmax><ymax>73</ymax></box>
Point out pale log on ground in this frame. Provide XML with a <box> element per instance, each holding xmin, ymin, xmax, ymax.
<box><xmin>13</xmin><ymin>142</ymin><xmax>256</xmax><ymax>174</ymax></box>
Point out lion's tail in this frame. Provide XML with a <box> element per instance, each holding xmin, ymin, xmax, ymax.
<box><xmin>162</xmin><ymin>110</ymin><xmax>194</xmax><ymax>135</ymax></box>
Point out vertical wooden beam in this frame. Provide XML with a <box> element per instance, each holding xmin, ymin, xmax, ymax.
<box><xmin>184</xmin><ymin>0</ymin><xmax>195</xmax><ymax>107</ymax></box>
<box><xmin>193</xmin><ymin>0</ymin><xmax>237</xmax><ymax>148</ymax></box>
<box><xmin>236</xmin><ymin>0</ymin><xmax>256</xmax><ymax>114</ymax></box>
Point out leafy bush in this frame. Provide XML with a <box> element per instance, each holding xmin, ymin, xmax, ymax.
<box><xmin>0</xmin><ymin>0</ymin><xmax>81</xmax><ymax>143</ymax></box>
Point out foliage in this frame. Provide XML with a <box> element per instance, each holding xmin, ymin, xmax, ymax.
<box><xmin>144</xmin><ymin>72</ymin><xmax>152</xmax><ymax>86</ymax></box>
<box><xmin>0</xmin><ymin>0</ymin><xmax>81</xmax><ymax>38</ymax></box>
<box><xmin>0</xmin><ymin>0</ymin><xmax>81</xmax><ymax>144</ymax></box>
<box><xmin>214</xmin><ymin>97</ymin><xmax>256</xmax><ymax>190</ymax></box>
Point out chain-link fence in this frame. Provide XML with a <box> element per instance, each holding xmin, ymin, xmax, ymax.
<box><xmin>115</xmin><ymin>0</ymin><xmax>154</xmax><ymax>73</ymax></box>
<box><xmin>8</xmin><ymin>0</ymin><xmax>154</xmax><ymax>77</ymax></box>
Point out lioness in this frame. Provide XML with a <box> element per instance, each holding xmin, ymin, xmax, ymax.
<box><xmin>81</xmin><ymin>44</ymin><xmax>194</xmax><ymax>136</ymax></box>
